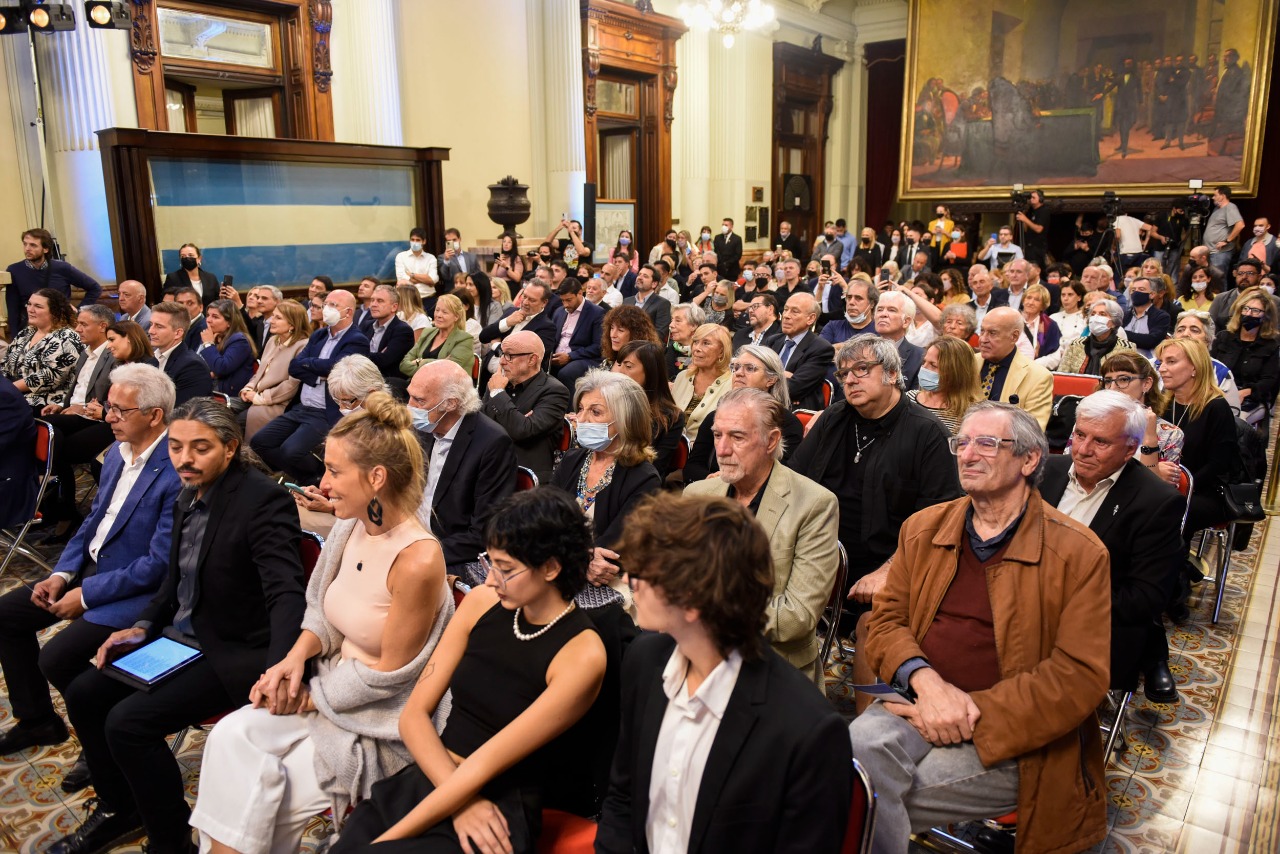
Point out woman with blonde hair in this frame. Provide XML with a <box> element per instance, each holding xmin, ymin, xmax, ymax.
<box><xmin>241</xmin><ymin>300</ymin><xmax>311</xmax><ymax>440</ymax></box>
<box><xmin>396</xmin><ymin>284</ymin><xmax>430</xmax><ymax>342</ymax></box>
<box><xmin>1211</xmin><ymin>285</ymin><xmax>1279</xmax><ymax>421</ymax></box>
<box><xmin>1097</xmin><ymin>351</ymin><xmax>1183</xmax><ymax>484</ymax></box>
<box><xmin>191</xmin><ymin>391</ymin><xmax>453</xmax><ymax>854</ymax></box>
<box><xmin>399</xmin><ymin>293</ymin><xmax>476</xmax><ymax>377</ymax></box>
<box><xmin>906</xmin><ymin>335</ymin><xmax>983</xmax><ymax>434</ymax></box>
<box><xmin>671</xmin><ymin>323</ymin><xmax>732</xmax><ymax>440</ymax></box>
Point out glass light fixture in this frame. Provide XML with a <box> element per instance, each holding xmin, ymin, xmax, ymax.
<box><xmin>677</xmin><ymin>0</ymin><xmax>775</xmax><ymax>49</ymax></box>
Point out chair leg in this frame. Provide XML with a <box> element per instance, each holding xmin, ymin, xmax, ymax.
<box><xmin>1212</xmin><ymin>523</ymin><xmax>1236</xmax><ymax>624</ymax></box>
<box><xmin>1102</xmin><ymin>690</ymin><xmax>1132</xmax><ymax>761</ymax></box>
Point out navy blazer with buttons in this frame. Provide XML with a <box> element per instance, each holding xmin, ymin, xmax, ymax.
<box><xmin>552</xmin><ymin>298</ymin><xmax>606</xmax><ymax>363</ymax></box>
<box><xmin>288</xmin><ymin>324</ymin><xmax>371</xmax><ymax>424</ymax></box>
<box><xmin>0</xmin><ymin>376</ymin><xmax>37</xmax><ymax>529</ymax></box>
<box><xmin>161</xmin><ymin>342</ymin><xmax>214</xmax><ymax>405</ymax></box>
<box><xmin>358</xmin><ymin>314</ymin><xmax>416</xmax><ymax>378</ymax></box>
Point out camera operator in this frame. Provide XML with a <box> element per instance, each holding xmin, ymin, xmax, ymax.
<box><xmin>1113</xmin><ymin>208</ymin><xmax>1151</xmax><ymax>273</ymax></box>
<box><xmin>1064</xmin><ymin>218</ymin><xmax>1103</xmax><ymax>275</ymax></box>
<box><xmin>1014</xmin><ymin>189</ymin><xmax>1050</xmax><ymax>268</ymax></box>
<box><xmin>1148</xmin><ymin>200</ymin><xmax>1188</xmax><ymax>274</ymax></box>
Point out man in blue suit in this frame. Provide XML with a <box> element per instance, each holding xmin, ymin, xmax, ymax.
<box><xmin>550</xmin><ymin>279</ymin><xmax>605</xmax><ymax>389</ymax></box>
<box><xmin>0</xmin><ymin>364</ymin><xmax>180</xmax><ymax>780</ymax></box>
<box><xmin>251</xmin><ymin>289</ymin><xmax>368</xmax><ymax>483</ymax></box>
<box><xmin>358</xmin><ymin>284</ymin><xmax>416</xmax><ymax>379</ymax></box>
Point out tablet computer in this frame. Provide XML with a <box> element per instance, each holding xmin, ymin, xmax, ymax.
<box><xmin>104</xmin><ymin>636</ymin><xmax>203</xmax><ymax>693</ymax></box>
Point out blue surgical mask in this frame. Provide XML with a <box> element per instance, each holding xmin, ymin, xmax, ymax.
<box><xmin>410</xmin><ymin>400</ymin><xmax>447</xmax><ymax>433</ymax></box>
<box><xmin>575</xmin><ymin>420</ymin><xmax>614</xmax><ymax>451</ymax></box>
<box><xmin>917</xmin><ymin>367</ymin><xmax>940</xmax><ymax>391</ymax></box>
<box><xmin>742</xmin><ymin>270</ymin><xmax>754</xmax><ymax>281</ymax></box>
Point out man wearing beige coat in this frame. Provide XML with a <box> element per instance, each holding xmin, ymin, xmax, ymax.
<box><xmin>975</xmin><ymin>307</ymin><xmax>1054</xmax><ymax>428</ymax></box>
<box><xmin>684</xmin><ymin>388</ymin><xmax>838</xmax><ymax>685</ymax></box>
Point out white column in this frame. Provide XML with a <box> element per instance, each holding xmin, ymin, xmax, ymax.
<box><xmin>35</xmin><ymin>25</ymin><xmax>138</xmax><ymax>284</ymax></box>
<box><xmin>825</xmin><ymin>40</ymin><xmax>864</xmax><ymax>225</ymax></box>
<box><xmin>541</xmin><ymin>0</ymin><xmax>586</xmax><ymax>228</ymax></box>
<box><xmin>676</xmin><ymin>29</ymin><xmax>710</xmax><ymax>235</ymax></box>
<box><xmin>330</xmin><ymin>0</ymin><xmax>402</xmax><ymax>146</ymax></box>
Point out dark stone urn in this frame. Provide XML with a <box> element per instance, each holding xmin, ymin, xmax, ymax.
<box><xmin>487</xmin><ymin>175</ymin><xmax>532</xmax><ymax>235</ymax></box>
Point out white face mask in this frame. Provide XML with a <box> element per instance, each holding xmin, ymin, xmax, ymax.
<box><xmin>722</xmin><ymin>225</ymin><xmax>731</xmax><ymax>235</ymax></box>
<box><xmin>1191</xmin><ymin>279</ymin><xmax>1208</xmax><ymax>293</ymax></box>
<box><xmin>701</xmin><ymin>231</ymin><xmax>711</xmax><ymax>240</ymax></box>
<box><xmin>410</xmin><ymin>241</ymin><xmax>423</xmax><ymax>252</ymax></box>
<box><xmin>322</xmin><ymin>305</ymin><xmax>342</xmax><ymax>327</ymax></box>
<box><xmin>1255</xmin><ymin>226</ymin><xmax>1268</xmax><ymax>237</ymax></box>
<box><xmin>1088</xmin><ymin>315</ymin><xmax>1112</xmax><ymax>336</ymax></box>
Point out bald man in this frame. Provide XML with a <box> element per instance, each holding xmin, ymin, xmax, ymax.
<box><xmin>482</xmin><ymin>330</ymin><xmax>570</xmax><ymax>483</ymax></box>
<box><xmin>250</xmin><ymin>288</ymin><xmax>369</xmax><ymax>483</ymax></box>
<box><xmin>770</xmin><ymin>291</ymin><xmax>835</xmax><ymax>409</ymax></box>
<box><xmin>974</xmin><ymin>307</ymin><xmax>1054</xmax><ymax>428</ymax></box>
<box><xmin>116</xmin><ymin>280</ymin><xmax>151</xmax><ymax>331</ymax></box>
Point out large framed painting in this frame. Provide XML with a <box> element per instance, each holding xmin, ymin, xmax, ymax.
<box><xmin>898</xmin><ymin>0</ymin><xmax>1277</xmax><ymax>199</ymax></box>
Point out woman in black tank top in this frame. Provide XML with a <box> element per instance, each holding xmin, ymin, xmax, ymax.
<box><xmin>331</xmin><ymin>488</ymin><xmax>607</xmax><ymax>854</ymax></box>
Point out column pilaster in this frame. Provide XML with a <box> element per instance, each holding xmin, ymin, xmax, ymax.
<box><xmin>541</xmin><ymin>0</ymin><xmax>586</xmax><ymax>228</ymax></box>
<box><xmin>675</xmin><ymin>29</ymin><xmax>709</xmax><ymax>235</ymax></box>
<box><xmin>330</xmin><ymin>0</ymin><xmax>402</xmax><ymax>146</ymax></box>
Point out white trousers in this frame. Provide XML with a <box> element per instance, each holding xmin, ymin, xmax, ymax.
<box><xmin>190</xmin><ymin>705</ymin><xmax>331</xmax><ymax>854</ymax></box>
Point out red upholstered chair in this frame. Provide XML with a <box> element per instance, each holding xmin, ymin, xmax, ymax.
<box><xmin>516</xmin><ymin>466</ymin><xmax>539</xmax><ymax>491</ymax></box>
<box><xmin>1052</xmin><ymin>371</ymin><xmax>1099</xmax><ymax>398</ymax></box>
<box><xmin>823</xmin><ymin>378</ymin><xmax>835</xmax><ymax>408</ymax></box>
<box><xmin>558</xmin><ymin>418</ymin><xmax>574</xmax><ymax>452</ymax></box>
<box><xmin>211</xmin><ymin>391</ymin><xmax>233</xmax><ymax>407</ymax></box>
<box><xmin>536</xmin><ymin>810</ymin><xmax>597</xmax><ymax>853</ymax></box>
<box><xmin>842</xmin><ymin>757</ymin><xmax>876</xmax><ymax>854</ymax></box>
<box><xmin>0</xmin><ymin>419</ymin><xmax>57</xmax><ymax>577</ymax></box>
<box><xmin>794</xmin><ymin>409</ymin><xmax>818</xmax><ymax>430</ymax></box>
<box><xmin>670</xmin><ymin>434</ymin><xmax>690</xmax><ymax>474</ymax></box>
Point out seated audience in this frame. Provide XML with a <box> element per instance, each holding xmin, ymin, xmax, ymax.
<box><xmin>0</xmin><ymin>365</ymin><xmax>179</xmax><ymax>796</ymax></box>
<box><xmin>400</xmin><ymin>293</ymin><xmax>477</xmax><ymax>378</ymax></box>
<box><xmin>395</xmin><ymin>284</ymin><xmax>431</xmax><ymax>342</ymax></box>
<box><xmin>664</xmin><ymin>303</ymin><xmax>704</xmax><ymax>377</ymax></box>
<box><xmin>1177</xmin><ymin>262</ymin><xmax>1224</xmax><ymax>313</ymax></box>
<box><xmin>1173</xmin><ymin>310</ymin><xmax>1243</xmax><ymax>409</ymax></box>
<box><xmin>1048</xmin><ymin>279</ymin><xmax>1088</xmax><ymax>344</ymax></box>
<box><xmin>307</xmin><ymin>295</ymin><xmax>325</xmax><ymax>333</ymax></box>
<box><xmin>903</xmin><ymin>277</ymin><xmax>941</xmax><ymax>349</ymax></box>
<box><xmin>940</xmin><ymin>303</ymin><xmax>978</xmax><ymax>343</ymax></box>
<box><xmin>1209</xmin><ymin>258</ymin><xmax>1278</xmax><ymax>331</ymax></box>
<box><xmin>407</xmin><ymin>360</ymin><xmax>517</xmax><ymax>577</ymax></box>
<box><xmin>622</xmin><ymin>264</ymin><xmax>672</xmax><ymax>341</ymax></box>
<box><xmin>161</xmin><ymin>242</ymin><xmax>218</xmax><ymax>307</ymax></box>
<box><xmin>50</xmin><ymin>398</ymin><xmax>305</xmax><ymax>854</ymax></box>
<box><xmin>2</xmin><ymin>287</ymin><xmax>84</xmax><ymax>411</ymax></box>
<box><xmin>672</xmin><ymin>323</ymin><xmax>733</xmax><ymax>440</ymax></box>
<box><xmin>1211</xmin><ymin>285</ymin><xmax>1279</xmax><ymax>422</ymax></box>
<box><xmin>975</xmin><ymin>307</ymin><xmax>1054</xmax><ymax>427</ymax></box>
<box><xmin>197</xmin><ymin>299</ymin><xmax>258</xmax><ymax>398</ymax></box>
<box><xmin>116</xmin><ymin>279</ymin><xmax>151</xmax><ymax>331</ymax></box>
<box><xmin>1018</xmin><ymin>283</ymin><xmax>1061</xmax><ymax>359</ymax></box>
<box><xmin>600</xmin><ymin>304</ymin><xmax>661</xmax><ymax>373</ymax></box>
<box><xmin>172</xmin><ymin>287</ymin><xmax>209</xmax><ymax>352</ymax></box>
<box><xmin>732</xmin><ymin>291</ymin><xmax>783</xmax><ymax>350</ymax></box>
<box><xmin>789</xmin><ymin>335</ymin><xmax>962</xmax><ymax>618</ymax></box>
<box><xmin>458</xmin><ymin>271</ymin><xmax>502</xmax><ymax>332</ymax></box>
<box><xmin>549</xmin><ymin>278</ymin><xmax>606</xmax><ymax>389</ymax></box>
<box><xmin>771</xmin><ymin>292</ymin><xmax>835</xmax><ymax>408</ymax></box>
<box><xmin>597</xmin><ymin>492</ymin><xmax>852</xmax><ymax>852</ymax></box>
<box><xmin>482</xmin><ymin>330</ymin><xmax>571</xmax><ymax>484</ymax></box>
<box><xmin>939</xmin><ymin>267</ymin><xmax>971</xmax><ymax>306</ymax></box>
<box><xmin>1122</xmin><ymin>277</ymin><xmax>1172</xmax><ymax>359</ymax></box>
<box><xmin>550</xmin><ymin>370</ymin><xmax>661</xmax><ymax>610</ymax></box>
<box><xmin>358</xmin><ymin>284</ymin><xmax>416</xmax><ymax>380</ymax></box>
<box><xmin>191</xmin><ymin>392</ymin><xmax>453</xmax><ymax>854</ymax></box>
<box><xmin>685</xmin><ymin>344</ymin><xmax>803</xmax><ymax>482</ymax></box>
<box><xmin>821</xmin><ymin>277</ymin><xmax>879</xmax><ymax>350</ymax></box>
<box><xmin>685</xmin><ymin>389</ymin><xmax>838</xmax><ymax>683</ymax></box>
<box><xmin>967</xmin><ymin>265</ymin><xmax>1008</xmax><ymax>330</ymax></box>
<box><xmin>1100</xmin><ymin>352</ymin><xmax>1185</xmax><ymax>483</ymax></box>
<box><xmin>852</xmin><ymin>402</ymin><xmax>1110</xmax><ymax>854</ymax></box>
<box><xmin>329</xmin><ymin>489</ymin><xmax>607</xmax><ymax>852</ymax></box>
<box><xmin>478</xmin><ymin>281</ymin><xmax>556</xmax><ymax>383</ymax></box>
<box><xmin>147</xmin><ymin>301</ymin><xmax>215</xmax><ymax>405</ymax></box>
<box><xmin>252</xmin><ymin>290</ymin><xmax>369</xmax><ymax>484</ymax></box>
<box><xmin>1042</xmin><ymin>391</ymin><xmax>1186</xmax><ymax>705</ymax></box>
<box><xmin>609</xmin><ymin>341</ymin><xmax>686</xmax><ymax>479</ymax></box>
<box><xmin>873</xmin><ymin>290</ymin><xmax>924</xmax><ymax>388</ymax></box>
<box><xmin>240</xmin><ymin>300</ymin><xmax>311</xmax><ymax>441</ymax></box>
<box><xmin>906</xmin><ymin>334</ymin><xmax>984</xmax><ymax>435</ymax></box>
<box><xmin>1059</xmin><ymin>299</ymin><xmax>1134</xmax><ymax>375</ymax></box>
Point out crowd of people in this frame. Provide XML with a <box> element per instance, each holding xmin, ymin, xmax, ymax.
<box><xmin>0</xmin><ymin>200</ymin><xmax>1272</xmax><ymax>853</ymax></box>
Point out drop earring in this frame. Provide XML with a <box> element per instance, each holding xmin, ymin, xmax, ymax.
<box><xmin>367</xmin><ymin>495</ymin><xmax>383</xmax><ymax>525</ymax></box>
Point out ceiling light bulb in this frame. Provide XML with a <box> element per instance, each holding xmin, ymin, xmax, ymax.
<box><xmin>723</xmin><ymin>33</ymin><xmax>734</xmax><ymax>48</ymax></box>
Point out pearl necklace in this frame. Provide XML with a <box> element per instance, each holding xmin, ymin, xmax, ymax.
<box><xmin>513</xmin><ymin>602</ymin><xmax>576</xmax><ymax>641</ymax></box>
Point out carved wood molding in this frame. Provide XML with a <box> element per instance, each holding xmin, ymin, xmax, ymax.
<box><xmin>662</xmin><ymin>65</ymin><xmax>677</xmax><ymax>129</ymax></box>
<box><xmin>584</xmin><ymin>47</ymin><xmax>601</xmax><ymax>117</ymax></box>
<box><xmin>130</xmin><ymin>0</ymin><xmax>157</xmax><ymax>73</ymax></box>
<box><xmin>309</xmin><ymin>0</ymin><xmax>333</xmax><ymax>94</ymax></box>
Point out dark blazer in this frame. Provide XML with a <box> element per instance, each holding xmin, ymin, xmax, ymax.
<box><xmin>732</xmin><ymin>321</ymin><xmax>783</xmax><ymax>352</ymax></box>
<box><xmin>421</xmin><ymin>411</ymin><xmax>517</xmax><ymax>569</ymax></box>
<box><xmin>137</xmin><ymin>462</ymin><xmax>305</xmax><ymax>700</ymax></box>
<box><xmin>184</xmin><ymin>315</ymin><xmax>208</xmax><ymax>353</ymax></box>
<box><xmin>358</xmin><ymin>315</ymin><xmax>416</xmax><ymax>378</ymax></box>
<box><xmin>1040</xmin><ymin>457</ymin><xmax>1185</xmax><ymax>688</ymax></box>
<box><xmin>969</xmin><ymin>288</ymin><xmax>1010</xmax><ymax>313</ymax></box>
<box><xmin>810</xmin><ymin>279</ymin><xmax>845</xmax><ymax>328</ymax></box>
<box><xmin>770</xmin><ymin>332</ymin><xmax>836</xmax><ymax>410</ymax></box>
<box><xmin>713</xmin><ymin>231</ymin><xmax>744</xmax><ymax>280</ymax></box>
<box><xmin>479</xmin><ymin>308</ymin><xmax>558</xmax><ymax>361</ymax></box>
<box><xmin>553</xmin><ymin>299</ymin><xmax>606</xmax><ymax>364</ymax></box>
<box><xmin>162</xmin><ymin>342</ymin><xmax>215</xmax><ymax>405</ymax></box>
<box><xmin>551</xmin><ymin>448</ymin><xmax>659</xmax><ymax>547</ymax></box>
<box><xmin>0</xmin><ymin>376</ymin><xmax>37</xmax><ymax>529</ymax></box>
<box><xmin>58</xmin><ymin>347</ymin><xmax>116</xmax><ymax>408</ymax></box>
<box><xmin>162</xmin><ymin>268</ymin><xmax>219</xmax><ymax>307</ymax></box>
<box><xmin>775</xmin><ymin>232</ymin><xmax>805</xmax><ymax>257</ymax></box>
<box><xmin>438</xmin><ymin>251</ymin><xmax>481</xmax><ymax>285</ymax></box>
<box><xmin>200</xmin><ymin>331</ymin><xmax>254</xmax><ymax>396</ymax></box>
<box><xmin>239</xmin><ymin>308</ymin><xmax>269</xmax><ymax>353</ymax></box>
<box><xmin>896</xmin><ymin>336</ymin><xmax>924</xmax><ymax>389</ymax></box>
<box><xmin>55</xmin><ymin>439</ymin><xmax>183</xmax><ymax>629</ymax></box>
<box><xmin>624</xmin><ymin>293</ymin><xmax>672</xmax><ymax>341</ymax></box>
<box><xmin>288</xmin><ymin>325</ymin><xmax>371</xmax><ymax>424</ymax></box>
<box><xmin>595</xmin><ymin>632</ymin><xmax>852</xmax><ymax>854</ymax></box>
<box><xmin>481</xmin><ymin>372</ymin><xmax>570</xmax><ymax>484</ymax></box>
<box><xmin>1122</xmin><ymin>306</ymin><xmax>1172</xmax><ymax>353</ymax></box>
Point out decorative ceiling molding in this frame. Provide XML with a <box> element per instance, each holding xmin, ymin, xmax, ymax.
<box><xmin>851</xmin><ymin>0</ymin><xmax>907</xmax><ymax>45</ymax></box>
<box><xmin>773</xmin><ymin>0</ymin><xmax>858</xmax><ymax>44</ymax></box>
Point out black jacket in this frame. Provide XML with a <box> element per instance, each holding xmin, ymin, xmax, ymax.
<box><xmin>551</xmin><ymin>448</ymin><xmax>659</xmax><ymax>548</ymax></box>
<box><xmin>732</xmin><ymin>321</ymin><xmax>783</xmax><ymax>352</ymax></box>
<box><xmin>713</xmin><ymin>232</ymin><xmax>743</xmax><ymax>280</ymax></box>
<box><xmin>595</xmin><ymin>632</ymin><xmax>852</xmax><ymax>854</ymax></box>
<box><xmin>422</xmin><ymin>412</ymin><xmax>517</xmax><ymax>569</ymax></box>
<box><xmin>358</xmin><ymin>315</ymin><xmax>417</xmax><ymax>378</ymax></box>
<box><xmin>161</xmin><ymin>342</ymin><xmax>214</xmax><ymax>405</ymax></box>
<box><xmin>162</xmin><ymin>268</ymin><xmax>219</xmax><ymax>308</ymax></box>
<box><xmin>481</xmin><ymin>372</ymin><xmax>570</xmax><ymax>484</ymax></box>
<box><xmin>1212</xmin><ymin>330</ymin><xmax>1280</xmax><ymax>409</ymax></box>
<box><xmin>138</xmin><ymin>462</ymin><xmax>305</xmax><ymax>701</ymax></box>
<box><xmin>1041</xmin><ymin>457</ymin><xmax>1185</xmax><ymax>688</ymax></box>
<box><xmin>770</xmin><ymin>331</ymin><xmax>835</xmax><ymax>410</ymax></box>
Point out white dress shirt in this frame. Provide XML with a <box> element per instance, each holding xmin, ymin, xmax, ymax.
<box><xmin>423</xmin><ymin>416</ymin><xmax>464</xmax><ymax>511</ymax></box>
<box><xmin>69</xmin><ymin>342</ymin><xmax>109</xmax><ymax>406</ymax></box>
<box><xmin>154</xmin><ymin>342</ymin><xmax>179</xmax><ymax>372</ymax></box>
<box><xmin>54</xmin><ymin>431</ymin><xmax>168</xmax><ymax>604</ymax></box>
<box><xmin>646</xmin><ymin>647</ymin><xmax>743</xmax><ymax>854</ymax></box>
<box><xmin>1057</xmin><ymin>463</ymin><xmax>1119</xmax><ymax>526</ymax></box>
<box><xmin>396</xmin><ymin>249</ymin><xmax>440</xmax><ymax>298</ymax></box>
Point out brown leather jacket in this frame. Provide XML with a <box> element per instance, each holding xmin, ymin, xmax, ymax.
<box><xmin>866</xmin><ymin>492</ymin><xmax>1111</xmax><ymax>854</ymax></box>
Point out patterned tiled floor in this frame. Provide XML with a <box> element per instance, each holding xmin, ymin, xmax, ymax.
<box><xmin>2</xmin><ymin>490</ymin><xmax>1279</xmax><ymax>852</ymax></box>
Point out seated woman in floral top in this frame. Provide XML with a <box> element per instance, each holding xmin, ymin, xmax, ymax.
<box><xmin>1</xmin><ymin>287</ymin><xmax>84</xmax><ymax>412</ymax></box>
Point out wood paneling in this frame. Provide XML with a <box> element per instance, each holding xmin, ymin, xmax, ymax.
<box><xmin>773</xmin><ymin>41</ymin><xmax>844</xmax><ymax>247</ymax></box>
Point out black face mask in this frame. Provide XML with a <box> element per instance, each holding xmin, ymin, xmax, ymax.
<box><xmin>539</xmin><ymin>254</ymin><xmax>551</xmax><ymax>264</ymax></box>
<box><xmin>665</xmin><ymin>238</ymin><xmax>677</xmax><ymax>249</ymax></box>
<box><xmin>825</xmin><ymin>233</ymin><xmax>836</xmax><ymax>241</ymax></box>
<box><xmin>181</xmin><ymin>257</ymin><xmax>198</xmax><ymax>271</ymax></box>
<box><xmin>1242</xmin><ymin>315</ymin><xmax>1264</xmax><ymax>331</ymax></box>
<box><xmin>1130</xmin><ymin>291</ymin><xmax>1151</xmax><ymax>307</ymax></box>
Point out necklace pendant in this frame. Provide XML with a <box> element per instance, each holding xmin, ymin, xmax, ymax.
<box><xmin>854</xmin><ymin>450</ymin><xmax>862</xmax><ymax>464</ymax></box>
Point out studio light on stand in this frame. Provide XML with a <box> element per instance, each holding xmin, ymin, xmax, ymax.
<box><xmin>27</xmin><ymin>2</ymin><xmax>76</xmax><ymax>32</ymax></box>
<box><xmin>85</xmin><ymin>0</ymin><xmax>129</xmax><ymax>29</ymax></box>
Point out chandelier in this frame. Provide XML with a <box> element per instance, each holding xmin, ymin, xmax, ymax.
<box><xmin>677</xmin><ymin>0</ymin><xmax>775</xmax><ymax>49</ymax></box>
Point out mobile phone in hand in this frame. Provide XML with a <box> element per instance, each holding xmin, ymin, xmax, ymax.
<box><xmin>821</xmin><ymin>260</ymin><xmax>832</xmax><ymax>275</ymax></box>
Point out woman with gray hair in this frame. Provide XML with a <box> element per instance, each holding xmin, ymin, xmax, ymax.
<box><xmin>550</xmin><ymin>369</ymin><xmax>660</xmax><ymax>611</ymax></box>
<box><xmin>940</xmin><ymin>303</ymin><xmax>978</xmax><ymax>344</ymax></box>
<box><xmin>683</xmin><ymin>344</ymin><xmax>805</xmax><ymax>482</ymax></box>
<box><xmin>664</xmin><ymin>302</ymin><xmax>706</xmax><ymax>377</ymax></box>
<box><xmin>1058</xmin><ymin>298</ymin><xmax>1133</xmax><ymax>375</ymax></box>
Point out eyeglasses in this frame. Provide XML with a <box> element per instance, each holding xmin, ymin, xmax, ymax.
<box><xmin>624</xmin><ymin>571</ymin><xmax>641</xmax><ymax>592</ymax></box>
<box><xmin>1241</xmin><ymin>306</ymin><xmax>1266</xmax><ymax>317</ymax></box>
<box><xmin>334</xmin><ymin>396</ymin><xmax>360</xmax><ymax>410</ymax></box>
<box><xmin>834</xmin><ymin>361</ymin><xmax>880</xmax><ymax>383</ymax></box>
<box><xmin>105</xmin><ymin>404</ymin><xmax>141</xmax><ymax>419</ymax></box>
<box><xmin>479</xmin><ymin>552</ymin><xmax>530</xmax><ymax>592</ymax></box>
<box><xmin>499</xmin><ymin>351</ymin><xmax>535</xmax><ymax>361</ymax></box>
<box><xmin>948</xmin><ymin>435</ymin><xmax>1016</xmax><ymax>457</ymax></box>
<box><xmin>1101</xmin><ymin>375</ymin><xmax>1140</xmax><ymax>389</ymax></box>
<box><xmin>729</xmin><ymin>361</ymin><xmax>763</xmax><ymax>375</ymax></box>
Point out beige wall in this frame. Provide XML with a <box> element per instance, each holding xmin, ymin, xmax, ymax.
<box><xmin>0</xmin><ymin>54</ymin><xmax>32</xmax><ymax>267</ymax></box>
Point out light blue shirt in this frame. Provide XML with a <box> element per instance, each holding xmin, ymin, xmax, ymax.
<box><xmin>299</xmin><ymin>325</ymin><xmax>351</xmax><ymax>410</ymax></box>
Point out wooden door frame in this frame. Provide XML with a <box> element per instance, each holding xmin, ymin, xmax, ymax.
<box><xmin>223</xmin><ymin>86</ymin><xmax>286</xmax><ymax>137</ymax></box>
<box><xmin>772</xmin><ymin>41</ymin><xmax>843</xmax><ymax>248</ymax></box>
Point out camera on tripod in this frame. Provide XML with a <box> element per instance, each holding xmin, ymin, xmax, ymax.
<box><xmin>1100</xmin><ymin>191</ymin><xmax>1123</xmax><ymax>219</ymax></box>
<box><xmin>1010</xmin><ymin>186</ymin><xmax>1032</xmax><ymax>213</ymax></box>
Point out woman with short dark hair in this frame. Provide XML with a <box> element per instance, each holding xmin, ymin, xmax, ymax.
<box><xmin>1</xmin><ymin>287</ymin><xmax>83</xmax><ymax>411</ymax></box>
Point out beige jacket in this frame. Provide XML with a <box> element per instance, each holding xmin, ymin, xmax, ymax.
<box><xmin>973</xmin><ymin>350</ymin><xmax>1054</xmax><ymax>429</ymax></box>
<box><xmin>243</xmin><ymin>336</ymin><xmax>308</xmax><ymax>440</ymax></box>
<box><xmin>685</xmin><ymin>463</ymin><xmax>838</xmax><ymax>682</ymax></box>
<box><xmin>671</xmin><ymin>369</ymin><xmax>731</xmax><ymax>440</ymax></box>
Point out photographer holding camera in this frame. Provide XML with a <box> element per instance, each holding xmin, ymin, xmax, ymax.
<box><xmin>1014</xmin><ymin>189</ymin><xmax>1050</xmax><ymax>268</ymax></box>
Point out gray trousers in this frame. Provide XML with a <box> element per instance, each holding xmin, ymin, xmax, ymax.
<box><xmin>849</xmin><ymin>703</ymin><xmax>1019</xmax><ymax>854</ymax></box>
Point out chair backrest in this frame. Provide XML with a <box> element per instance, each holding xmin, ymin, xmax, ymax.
<box><xmin>298</xmin><ymin>530</ymin><xmax>324</xmax><ymax>583</ymax></box>
<box><xmin>211</xmin><ymin>391</ymin><xmax>233</xmax><ymax>407</ymax></box>
<box><xmin>671</xmin><ymin>434</ymin><xmax>690</xmax><ymax>472</ymax></box>
<box><xmin>841</xmin><ymin>757</ymin><xmax>876</xmax><ymax>854</ymax></box>
<box><xmin>558</xmin><ymin>417</ymin><xmax>574</xmax><ymax>452</ymax></box>
<box><xmin>794</xmin><ymin>408</ymin><xmax>817</xmax><ymax>430</ymax></box>
<box><xmin>471</xmin><ymin>356</ymin><xmax>481</xmax><ymax>386</ymax></box>
<box><xmin>516</xmin><ymin>466</ymin><xmax>539</xmax><ymax>491</ymax></box>
<box><xmin>1053</xmin><ymin>372</ymin><xmax>1099</xmax><ymax>398</ymax></box>
<box><xmin>33</xmin><ymin>420</ymin><xmax>53</xmax><ymax>466</ymax></box>
<box><xmin>823</xmin><ymin>378</ymin><xmax>835</xmax><ymax>408</ymax></box>
<box><xmin>1177</xmin><ymin>464</ymin><xmax>1193</xmax><ymax>536</ymax></box>
<box><xmin>818</xmin><ymin>541</ymin><xmax>849</xmax><ymax>669</ymax></box>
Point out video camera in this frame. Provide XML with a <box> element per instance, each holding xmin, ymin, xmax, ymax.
<box><xmin>1010</xmin><ymin>188</ymin><xmax>1032</xmax><ymax>213</ymax></box>
<box><xmin>1100</xmin><ymin>191</ymin><xmax>1123</xmax><ymax>219</ymax></box>
<box><xmin>1183</xmin><ymin>192</ymin><xmax>1213</xmax><ymax>224</ymax></box>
